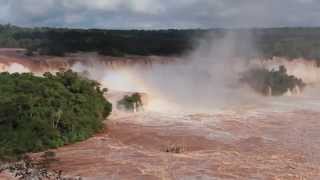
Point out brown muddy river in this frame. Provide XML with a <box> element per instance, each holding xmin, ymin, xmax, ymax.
<box><xmin>41</xmin><ymin>94</ymin><xmax>320</xmax><ymax>179</ymax></box>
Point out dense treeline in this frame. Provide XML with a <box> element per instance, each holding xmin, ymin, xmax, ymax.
<box><xmin>241</xmin><ymin>66</ymin><xmax>306</xmax><ymax>96</ymax></box>
<box><xmin>1</xmin><ymin>24</ymin><xmax>320</xmax><ymax>59</ymax></box>
<box><xmin>0</xmin><ymin>24</ymin><xmax>197</xmax><ymax>57</ymax></box>
<box><xmin>0</xmin><ymin>70</ymin><xmax>112</xmax><ymax>159</ymax></box>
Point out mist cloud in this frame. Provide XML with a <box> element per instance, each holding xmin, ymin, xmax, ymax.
<box><xmin>0</xmin><ymin>0</ymin><xmax>320</xmax><ymax>29</ymax></box>
<box><xmin>68</xmin><ymin>31</ymin><xmax>261</xmax><ymax>113</ymax></box>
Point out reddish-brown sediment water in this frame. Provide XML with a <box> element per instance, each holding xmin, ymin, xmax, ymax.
<box><xmin>1</xmin><ymin>49</ymin><xmax>320</xmax><ymax>179</ymax></box>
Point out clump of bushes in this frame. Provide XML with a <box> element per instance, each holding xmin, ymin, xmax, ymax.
<box><xmin>0</xmin><ymin>70</ymin><xmax>112</xmax><ymax>159</ymax></box>
<box><xmin>117</xmin><ymin>93</ymin><xmax>143</xmax><ymax>112</ymax></box>
<box><xmin>241</xmin><ymin>65</ymin><xmax>306</xmax><ymax>96</ymax></box>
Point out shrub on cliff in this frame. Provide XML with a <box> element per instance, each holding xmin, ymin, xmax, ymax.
<box><xmin>241</xmin><ymin>65</ymin><xmax>305</xmax><ymax>96</ymax></box>
<box><xmin>0</xmin><ymin>70</ymin><xmax>112</xmax><ymax>159</ymax></box>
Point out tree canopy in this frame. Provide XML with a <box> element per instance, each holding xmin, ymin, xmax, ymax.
<box><xmin>0</xmin><ymin>70</ymin><xmax>112</xmax><ymax>159</ymax></box>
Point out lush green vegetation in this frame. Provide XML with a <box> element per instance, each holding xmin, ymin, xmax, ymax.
<box><xmin>2</xmin><ymin>24</ymin><xmax>320</xmax><ymax>60</ymax></box>
<box><xmin>241</xmin><ymin>66</ymin><xmax>306</xmax><ymax>96</ymax></box>
<box><xmin>117</xmin><ymin>93</ymin><xmax>143</xmax><ymax>112</ymax></box>
<box><xmin>0</xmin><ymin>24</ymin><xmax>196</xmax><ymax>57</ymax></box>
<box><xmin>0</xmin><ymin>70</ymin><xmax>112</xmax><ymax>159</ymax></box>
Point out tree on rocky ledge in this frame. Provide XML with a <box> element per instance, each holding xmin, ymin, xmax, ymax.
<box><xmin>117</xmin><ymin>93</ymin><xmax>143</xmax><ymax>112</ymax></box>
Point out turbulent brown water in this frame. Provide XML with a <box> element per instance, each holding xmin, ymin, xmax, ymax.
<box><xmin>2</xmin><ymin>49</ymin><xmax>320</xmax><ymax>179</ymax></box>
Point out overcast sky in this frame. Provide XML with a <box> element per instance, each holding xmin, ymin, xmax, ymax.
<box><xmin>0</xmin><ymin>0</ymin><xmax>319</xmax><ymax>29</ymax></box>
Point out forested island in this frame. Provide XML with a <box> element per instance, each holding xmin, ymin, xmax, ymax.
<box><xmin>241</xmin><ymin>65</ymin><xmax>306</xmax><ymax>96</ymax></box>
<box><xmin>0</xmin><ymin>70</ymin><xmax>112</xmax><ymax>160</ymax></box>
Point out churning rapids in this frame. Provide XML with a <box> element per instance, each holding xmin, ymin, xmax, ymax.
<box><xmin>1</xmin><ymin>49</ymin><xmax>320</xmax><ymax>179</ymax></box>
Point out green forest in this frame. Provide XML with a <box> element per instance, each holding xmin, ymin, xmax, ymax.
<box><xmin>0</xmin><ymin>70</ymin><xmax>112</xmax><ymax>159</ymax></box>
<box><xmin>1</xmin><ymin>24</ymin><xmax>320</xmax><ymax>59</ymax></box>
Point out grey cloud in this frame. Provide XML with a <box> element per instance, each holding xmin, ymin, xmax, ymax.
<box><xmin>0</xmin><ymin>0</ymin><xmax>319</xmax><ymax>29</ymax></box>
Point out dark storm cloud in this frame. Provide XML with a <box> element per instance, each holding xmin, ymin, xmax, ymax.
<box><xmin>0</xmin><ymin>0</ymin><xmax>319</xmax><ymax>29</ymax></box>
